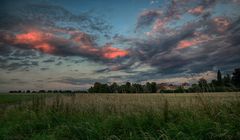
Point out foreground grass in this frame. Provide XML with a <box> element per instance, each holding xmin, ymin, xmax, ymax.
<box><xmin>0</xmin><ymin>93</ymin><xmax>240</xmax><ymax>140</ymax></box>
<box><xmin>0</xmin><ymin>94</ymin><xmax>37</xmax><ymax>104</ymax></box>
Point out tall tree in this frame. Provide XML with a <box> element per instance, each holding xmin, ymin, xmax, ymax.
<box><xmin>232</xmin><ymin>68</ymin><xmax>240</xmax><ymax>88</ymax></box>
<box><xmin>132</xmin><ymin>83</ymin><xmax>143</xmax><ymax>93</ymax></box>
<box><xmin>99</xmin><ymin>84</ymin><xmax>110</xmax><ymax>93</ymax></box>
<box><xmin>198</xmin><ymin>78</ymin><xmax>208</xmax><ymax>92</ymax></box>
<box><xmin>223</xmin><ymin>74</ymin><xmax>231</xmax><ymax>86</ymax></box>
<box><xmin>125</xmin><ymin>82</ymin><xmax>132</xmax><ymax>93</ymax></box>
<box><xmin>145</xmin><ymin>82</ymin><xmax>152</xmax><ymax>93</ymax></box>
<box><xmin>110</xmin><ymin>82</ymin><xmax>118</xmax><ymax>93</ymax></box>
<box><xmin>217</xmin><ymin>70</ymin><xmax>222</xmax><ymax>85</ymax></box>
<box><xmin>151</xmin><ymin>82</ymin><xmax>157</xmax><ymax>93</ymax></box>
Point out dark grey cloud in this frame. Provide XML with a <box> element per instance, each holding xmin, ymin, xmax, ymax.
<box><xmin>55</xmin><ymin>61</ymin><xmax>63</xmax><ymax>66</ymax></box>
<box><xmin>57</xmin><ymin>77</ymin><xmax>108</xmax><ymax>86</ymax></box>
<box><xmin>0</xmin><ymin>0</ymin><xmax>128</xmax><ymax>71</ymax></box>
<box><xmin>42</xmin><ymin>58</ymin><xmax>55</xmax><ymax>63</ymax></box>
<box><xmin>57</xmin><ymin>0</ymin><xmax>240</xmax><ymax>84</ymax></box>
<box><xmin>136</xmin><ymin>9</ymin><xmax>163</xmax><ymax>30</ymax></box>
<box><xmin>110</xmin><ymin>1</ymin><xmax>240</xmax><ymax>82</ymax></box>
<box><xmin>0</xmin><ymin>78</ymin><xmax>28</xmax><ymax>86</ymax></box>
<box><xmin>40</xmin><ymin>67</ymin><xmax>49</xmax><ymax>71</ymax></box>
<box><xmin>0</xmin><ymin>0</ymin><xmax>112</xmax><ymax>34</ymax></box>
<box><xmin>0</xmin><ymin>44</ymin><xmax>12</xmax><ymax>56</ymax></box>
<box><xmin>135</xmin><ymin>0</ymin><xmax>235</xmax><ymax>31</ymax></box>
<box><xmin>56</xmin><ymin>74</ymin><xmax>135</xmax><ymax>86</ymax></box>
<box><xmin>0</xmin><ymin>0</ymin><xmax>240</xmax><ymax>86</ymax></box>
<box><xmin>0</xmin><ymin>43</ymin><xmax>42</xmax><ymax>71</ymax></box>
<box><xmin>0</xmin><ymin>59</ymin><xmax>39</xmax><ymax>71</ymax></box>
<box><xmin>0</xmin><ymin>19</ymin><xmax>127</xmax><ymax>63</ymax></box>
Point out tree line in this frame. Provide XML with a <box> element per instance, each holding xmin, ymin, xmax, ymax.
<box><xmin>88</xmin><ymin>82</ymin><xmax>157</xmax><ymax>93</ymax></box>
<box><xmin>9</xmin><ymin>68</ymin><xmax>240</xmax><ymax>93</ymax></box>
<box><xmin>88</xmin><ymin>68</ymin><xmax>240</xmax><ymax>93</ymax></box>
<box><xmin>190</xmin><ymin>68</ymin><xmax>240</xmax><ymax>92</ymax></box>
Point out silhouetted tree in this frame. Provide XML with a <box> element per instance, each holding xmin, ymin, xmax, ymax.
<box><xmin>189</xmin><ymin>84</ymin><xmax>200</xmax><ymax>92</ymax></box>
<box><xmin>175</xmin><ymin>86</ymin><xmax>185</xmax><ymax>93</ymax></box>
<box><xmin>150</xmin><ymin>82</ymin><xmax>157</xmax><ymax>93</ymax></box>
<box><xmin>144</xmin><ymin>82</ymin><xmax>152</xmax><ymax>93</ymax></box>
<box><xmin>93</xmin><ymin>82</ymin><xmax>102</xmax><ymax>93</ymax></box>
<box><xmin>110</xmin><ymin>82</ymin><xmax>119</xmax><ymax>93</ymax></box>
<box><xmin>217</xmin><ymin>70</ymin><xmax>222</xmax><ymax>84</ymax></box>
<box><xmin>143</xmin><ymin>82</ymin><xmax>157</xmax><ymax>93</ymax></box>
<box><xmin>119</xmin><ymin>85</ymin><xmax>126</xmax><ymax>93</ymax></box>
<box><xmin>211</xmin><ymin>79</ymin><xmax>218</xmax><ymax>87</ymax></box>
<box><xmin>198</xmin><ymin>78</ymin><xmax>208</xmax><ymax>92</ymax></box>
<box><xmin>132</xmin><ymin>83</ymin><xmax>144</xmax><ymax>93</ymax></box>
<box><xmin>100</xmin><ymin>84</ymin><xmax>110</xmax><ymax>93</ymax></box>
<box><xmin>88</xmin><ymin>82</ymin><xmax>111</xmax><ymax>93</ymax></box>
<box><xmin>223</xmin><ymin>74</ymin><xmax>231</xmax><ymax>86</ymax></box>
<box><xmin>53</xmin><ymin>90</ymin><xmax>58</xmax><ymax>93</ymax></box>
<box><xmin>125</xmin><ymin>82</ymin><xmax>131</xmax><ymax>93</ymax></box>
<box><xmin>47</xmin><ymin>90</ymin><xmax>53</xmax><ymax>93</ymax></box>
<box><xmin>232</xmin><ymin>68</ymin><xmax>240</xmax><ymax>89</ymax></box>
<box><xmin>88</xmin><ymin>87</ymin><xmax>94</xmax><ymax>93</ymax></box>
<box><xmin>39</xmin><ymin>90</ymin><xmax>46</xmax><ymax>93</ymax></box>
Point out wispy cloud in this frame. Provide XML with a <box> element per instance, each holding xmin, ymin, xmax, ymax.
<box><xmin>0</xmin><ymin>0</ymin><xmax>240</xmax><ymax>90</ymax></box>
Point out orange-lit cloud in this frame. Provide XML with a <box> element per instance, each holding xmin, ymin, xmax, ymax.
<box><xmin>70</xmin><ymin>32</ymin><xmax>128</xmax><ymax>59</ymax></box>
<box><xmin>188</xmin><ymin>6</ymin><xmax>204</xmax><ymax>15</ymax></box>
<box><xmin>14</xmin><ymin>30</ymin><xmax>55</xmax><ymax>53</ymax></box>
<box><xmin>15</xmin><ymin>31</ymin><xmax>45</xmax><ymax>44</ymax></box>
<box><xmin>176</xmin><ymin>34</ymin><xmax>213</xmax><ymax>50</ymax></box>
<box><xmin>3</xmin><ymin>29</ymin><xmax>128</xmax><ymax>60</ymax></box>
<box><xmin>145</xmin><ymin>18</ymin><xmax>168</xmax><ymax>36</ymax></box>
<box><xmin>34</xmin><ymin>43</ymin><xmax>55</xmax><ymax>53</ymax></box>
<box><xmin>101</xmin><ymin>44</ymin><xmax>128</xmax><ymax>59</ymax></box>
<box><xmin>213</xmin><ymin>17</ymin><xmax>231</xmax><ymax>32</ymax></box>
<box><xmin>152</xmin><ymin>19</ymin><xmax>166</xmax><ymax>31</ymax></box>
<box><xmin>177</xmin><ymin>40</ymin><xmax>198</xmax><ymax>49</ymax></box>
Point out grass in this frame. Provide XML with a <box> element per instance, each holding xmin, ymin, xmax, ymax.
<box><xmin>0</xmin><ymin>94</ymin><xmax>37</xmax><ymax>104</ymax></box>
<box><xmin>0</xmin><ymin>93</ymin><xmax>240</xmax><ymax>140</ymax></box>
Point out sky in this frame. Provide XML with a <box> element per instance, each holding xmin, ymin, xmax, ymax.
<box><xmin>0</xmin><ymin>0</ymin><xmax>240</xmax><ymax>92</ymax></box>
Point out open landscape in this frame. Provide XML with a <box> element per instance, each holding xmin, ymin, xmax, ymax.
<box><xmin>1</xmin><ymin>0</ymin><xmax>240</xmax><ymax>139</ymax></box>
<box><xmin>0</xmin><ymin>93</ymin><xmax>240</xmax><ymax>139</ymax></box>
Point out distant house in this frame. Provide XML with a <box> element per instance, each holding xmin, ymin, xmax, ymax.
<box><xmin>157</xmin><ymin>83</ymin><xmax>178</xmax><ymax>92</ymax></box>
<box><xmin>168</xmin><ymin>84</ymin><xmax>178</xmax><ymax>90</ymax></box>
<box><xmin>181</xmin><ymin>82</ymin><xmax>191</xmax><ymax>89</ymax></box>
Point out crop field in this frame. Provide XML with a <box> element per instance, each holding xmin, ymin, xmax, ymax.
<box><xmin>0</xmin><ymin>94</ymin><xmax>38</xmax><ymax>105</ymax></box>
<box><xmin>0</xmin><ymin>93</ymin><xmax>240</xmax><ymax>140</ymax></box>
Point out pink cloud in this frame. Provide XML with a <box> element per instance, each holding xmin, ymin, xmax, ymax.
<box><xmin>188</xmin><ymin>6</ymin><xmax>204</xmax><ymax>15</ymax></box>
<box><xmin>3</xmin><ymin>29</ymin><xmax>129</xmax><ymax>60</ymax></box>
<box><xmin>34</xmin><ymin>43</ymin><xmax>55</xmax><ymax>53</ymax></box>
<box><xmin>152</xmin><ymin>19</ymin><xmax>166</xmax><ymax>32</ymax></box>
<box><xmin>177</xmin><ymin>40</ymin><xmax>198</xmax><ymax>49</ymax></box>
<box><xmin>145</xmin><ymin>18</ymin><xmax>169</xmax><ymax>36</ymax></box>
<box><xmin>176</xmin><ymin>33</ymin><xmax>213</xmax><ymax>50</ymax></box>
<box><xmin>213</xmin><ymin>17</ymin><xmax>231</xmax><ymax>32</ymax></box>
<box><xmin>101</xmin><ymin>44</ymin><xmax>128</xmax><ymax>59</ymax></box>
<box><xmin>14</xmin><ymin>30</ymin><xmax>55</xmax><ymax>53</ymax></box>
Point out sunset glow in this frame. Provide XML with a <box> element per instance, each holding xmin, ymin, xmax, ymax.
<box><xmin>0</xmin><ymin>0</ymin><xmax>239</xmax><ymax>91</ymax></box>
<box><xmin>102</xmin><ymin>45</ymin><xmax>128</xmax><ymax>59</ymax></box>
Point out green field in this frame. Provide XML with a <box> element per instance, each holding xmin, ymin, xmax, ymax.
<box><xmin>0</xmin><ymin>93</ymin><xmax>240</xmax><ymax>140</ymax></box>
<box><xmin>0</xmin><ymin>94</ymin><xmax>37</xmax><ymax>104</ymax></box>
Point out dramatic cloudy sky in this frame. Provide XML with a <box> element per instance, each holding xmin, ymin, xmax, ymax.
<box><xmin>0</xmin><ymin>0</ymin><xmax>240</xmax><ymax>91</ymax></box>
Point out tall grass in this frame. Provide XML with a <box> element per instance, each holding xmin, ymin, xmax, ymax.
<box><xmin>0</xmin><ymin>93</ymin><xmax>240</xmax><ymax>139</ymax></box>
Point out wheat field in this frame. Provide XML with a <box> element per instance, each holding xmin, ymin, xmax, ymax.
<box><xmin>0</xmin><ymin>93</ymin><xmax>240</xmax><ymax>139</ymax></box>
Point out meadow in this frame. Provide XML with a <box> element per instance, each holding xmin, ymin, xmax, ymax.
<box><xmin>0</xmin><ymin>93</ymin><xmax>240</xmax><ymax>140</ymax></box>
<box><xmin>0</xmin><ymin>94</ymin><xmax>36</xmax><ymax>104</ymax></box>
